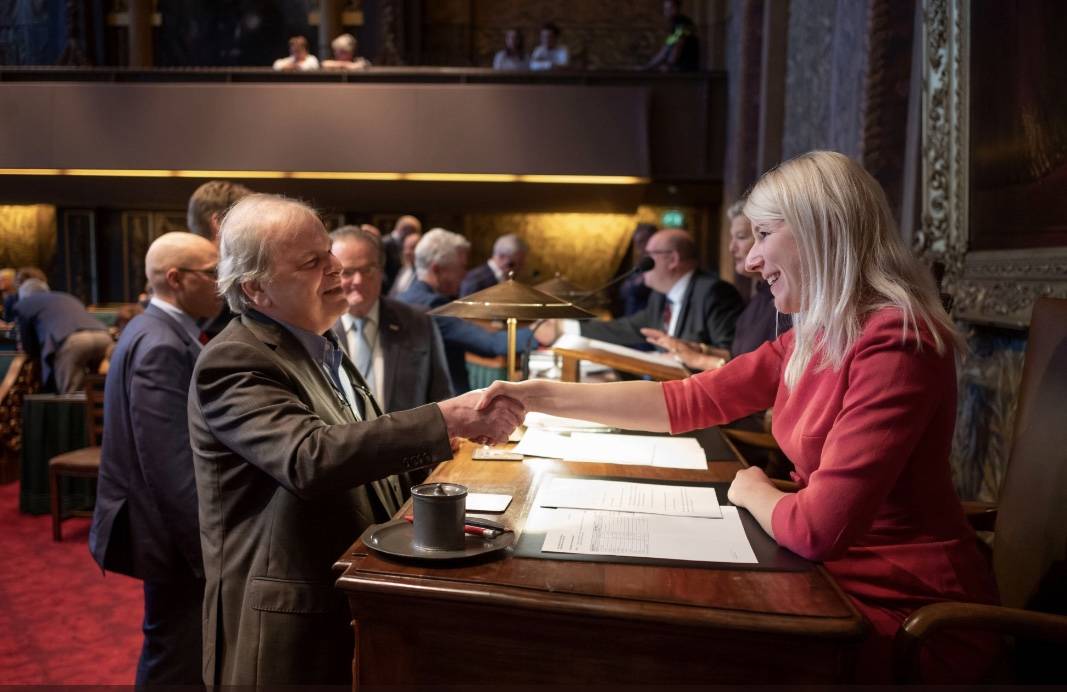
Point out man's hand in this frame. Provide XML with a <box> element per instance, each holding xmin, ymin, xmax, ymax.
<box><xmin>533</xmin><ymin>319</ymin><xmax>560</xmax><ymax>346</ymax></box>
<box><xmin>438</xmin><ymin>389</ymin><xmax>524</xmax><ymax>445</ymax></box>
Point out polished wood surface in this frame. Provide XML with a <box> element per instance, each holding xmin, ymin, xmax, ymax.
<box><xmin>335</xmin><ymin>432</ymin><xmax>865</xmax><ymax>686</ymax></box>
<box><xmin>553</xmin><ymin>344</ymin><xmax>689</xmax><ymax>382</ymax></box>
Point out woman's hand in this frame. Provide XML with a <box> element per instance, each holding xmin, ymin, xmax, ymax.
<box><xmin>476</xmin><ymin>380</ymin><xmax>532</xmax><ymax>411</ymax></box>
<box><xmin>727</xmin><ymin>466</ymin><xmax>785</xmax><ymax>540</ymax></box>
<box><xmin>640</xmin><ymin>328</ymin><xmax>723</xmax><ymax>371</ymax></box>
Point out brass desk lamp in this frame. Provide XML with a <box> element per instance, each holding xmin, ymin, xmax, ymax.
<box><xmin>428</xmin><ymin>278</ymin><xmax>594</xmax><ymax>381</ymax></box>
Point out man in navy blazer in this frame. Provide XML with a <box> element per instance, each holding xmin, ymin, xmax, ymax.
<box><xmin>14</xmin><ymin>280</ymin><xmax>112</xmax><ymax>393</ymax></box>
<box><xmin>330</xmin><ymin>227</ymin><xmax>453</xmax><ymax>413</ymax></box>
<box><xmin>89</xmin><ymin>232</ymin><xmax>222</xmax><ymax>685</ymax></box>
<box><xmin>459</xmin><ymin>233</ymin><xmax>528</xmax><ymax>297</ymax></box>
<box><xmin>397</xmin><ymin>229</ymin><xmax>550</xmax><ymax>393</ymax></box>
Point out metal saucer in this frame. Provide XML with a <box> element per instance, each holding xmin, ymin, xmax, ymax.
<box><xmin>360</xmin><ymin>519</ymin><xmax>514</xmax><ymax>562</ymax></box>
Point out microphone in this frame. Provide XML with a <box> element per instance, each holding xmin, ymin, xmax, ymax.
<box><xmin>569</xmin><ymin>254</ymin><xmax>654</xmax><ymax>307</ymax></box>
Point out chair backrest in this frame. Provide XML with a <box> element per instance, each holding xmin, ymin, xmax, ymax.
<box><xmin>993</xmin><ymin>297</ymin><xmax>1067</xmax><ymax>610</ymax></box>
<box><xmin>83</xmin><ymin>373</ymin><xmax>106</xmax><ymax>447</ymax></box>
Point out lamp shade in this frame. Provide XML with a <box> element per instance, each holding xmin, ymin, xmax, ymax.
<box><xmin>428</xmin><ymin>279</ymin><xmax>595</xmax><ymax>321</ymax></box>
<box><xmin>534</xmin><ymin>274</ymin><xmax>588</xmax><ymax>302</ymax></box>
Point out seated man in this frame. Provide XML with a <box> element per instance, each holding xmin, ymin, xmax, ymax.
<box><xmin>562</xmin><ymin>228</ymin><xmax>743</xmax><ymax>352</ymax></box>
<box><xmin>90</xmin><ymin>232</ymin><xmax>222</xmax><ymax>685</ymax></box>
<box><xmin>529</xmin><ymin>22</ymin><xmax>569</xmax><ymax>70</ymax></box>
<box><xmin>272</xmin><ymin>35</ymin><xmax>320</xmax><ymax>71</ymax></box>
<box><xmin>459</xmin><ymin>233</ymin><xmax>527</xmax><ymax>297</ymax></box>
<box><xmin>14</xmin><ymin>279</ymin><xmax>112</xmax><ymax>393</ymax></box>
<box><xmin>189</xmin><ymin>194</ymin><xmax>522</xmax><ymax>686</ymax></box>
<box><xmin>397</xmin><ymin>228</ymin><xmax>550</xmax><ymax>393</ymax></box>
<box><xmin>329</xmin><ymin>226</ymin><xmax>453</xmax><ymax>411</ymax></box>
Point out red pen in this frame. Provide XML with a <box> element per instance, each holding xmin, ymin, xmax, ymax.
<box><xmin>402</xmin><ymin>514</ymin><xmax>502</xmax><ymax>539</ymax></box>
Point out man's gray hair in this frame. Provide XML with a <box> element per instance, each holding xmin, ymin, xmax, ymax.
<box><xmin>331</xmin><ymin>33</ymin><xmax>357</xmax><ymax>54</ymax></box>
<box><xmin>415</xmin><ymin>228</ymin><xmax>470</xmax><ymax>279</ymax></box>
<box><xmin>216</xmin><ymin>194</ymin><xmax>321</xmax><ymax>313</ymax></box>
<box><xmin>18</xmin><ymin>278</ymin><xmax>50</xmax><ymax>298</ymax></box>
<box><xmin>492</xmin><ymin>233</ymin><xmax>527</xmax><ymax>258</ymax></box>
<box><xmin>330</xmin><ymin>225</ymin><xmax>385</xmax><ymax>266</ymax></box>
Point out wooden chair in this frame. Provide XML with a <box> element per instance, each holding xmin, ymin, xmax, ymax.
<box><xmin>893</xmin><ymin>297</ymin><xmax>1067</xmax><ymax>682</ymax></box>
<box><xmin>47</xmin><ymin>373</ymin><xmax>105</xmax><ymax>541</ymax></box>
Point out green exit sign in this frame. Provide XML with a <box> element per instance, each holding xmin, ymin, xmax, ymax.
<box><xmin>661</xmin><ymin>210</ymin><xmax>685</xmax><ymax>228</ymax></box>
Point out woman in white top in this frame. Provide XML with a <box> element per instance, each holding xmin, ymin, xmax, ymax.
<box><xmin>492</xmin><ymin>28</ymin><xmax>528</xmax><ymax>70</ymax></box>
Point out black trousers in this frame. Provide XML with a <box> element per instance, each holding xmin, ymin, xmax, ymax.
<box><xmin>136</xmin><ymin>577</ymin><xmax>205</xmax><ymax>686</ymax></box>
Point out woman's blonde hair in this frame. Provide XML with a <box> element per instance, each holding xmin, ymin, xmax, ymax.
<box><xmin>743</xmin><ymin>151</ymin><xmax>961</xmax><ymax>388</ymax></box>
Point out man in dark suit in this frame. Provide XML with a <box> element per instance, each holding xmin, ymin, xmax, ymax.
<box><xmin>329</xmin><ymin>226</ymin><xmax>452</xmax><ymax>412</ymax></box>
<box><xmin>14</xmin><ymin>280</ymin><xmax>112</xmax><ymax>393</ymax></box>
<box><xmin>563</xmin><ymin>228</ymin><xmax>743</xmax><ymax>351</ymax></box>
<box><xmin>188</xmin><ymin>194</ymin><xmax>523</xmax><ymax>686</ymax></box>
<box><xmin>186</xmin><ymin>179</ymin><xmax>252</xmax><ymax>339</ymax></box>
<box><xmin>397</xmin><ymin>228</ymin><xmax>551</xmax><ymax>393</ymax></box>
<box><xmin>459</xmin><ymin>232</ymin><xmax>527</xmax><ymax>297</ymax></box>
<box><xmin>89</xmin><ymin>232</ymin><xmax>221</xmax><ymax>685</ymax></box>
<box><xmin>380</xmin><ymin>214</ymin><xmax>421</xmax><ymax>295</ymax></box>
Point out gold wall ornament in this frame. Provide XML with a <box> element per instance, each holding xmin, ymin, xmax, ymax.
<box><xmin>0</xmin><ymin>205</ymin><xmax>57</xmax><ymax>269</ymax></box>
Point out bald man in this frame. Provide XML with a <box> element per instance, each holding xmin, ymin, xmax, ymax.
<box><xmin>90</xmin><ymin>232</ymin><xmax>221</xmax><ymax>685</ymax></box>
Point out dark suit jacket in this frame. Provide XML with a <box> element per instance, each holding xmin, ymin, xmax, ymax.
<box><xmin>89</xmin><ymin>304</ymin><xmax>203</xmax><ymax>582</ymax></box>
<box><xmin>459</xmin><ymin>262</ymin><xmax>498</xmax><ymax>297</ymax></box>
<box><xmin>381</xmin><ymin>234</ymin><xmax>403</xmax><ymax>295</ymax></box>
<box><xmin>332</xmin><ymin>297</ymin><xmax>453</xmax><ymax>413</ymax></box>
<box><xmin>188</xmin><ymin>311</ymin><xmax>452</xmax><ymax>686</ymax></box>
<box><xmin>581</xmin><ymin>270</ymin><xmax>743</xmax><ymax>350</ymax></box>
<box><xmin>396</xmin><ymin>280</ymin><xmax>533</xmax><ymax>393</ymax></box>
<box><xmin>14</xmin><ymin>291</ymin><xmax>108</xmax><ymax>389</ymax></box>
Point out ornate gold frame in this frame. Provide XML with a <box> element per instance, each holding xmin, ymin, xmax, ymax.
<box><xmin>919</xmin><ymin>0</ymin><xmax>1067</xmax><ymax>328</ymax></box>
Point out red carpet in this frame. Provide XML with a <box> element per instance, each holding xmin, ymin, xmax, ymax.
<box><xmin>0</xmin><ymin>481</ymin><xmax>142</xmax><ymax>684</ymax></box>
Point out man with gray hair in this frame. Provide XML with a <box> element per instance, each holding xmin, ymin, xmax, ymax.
<box><xmin>14</xmin><ymin>279</ymin><xmax>111</xmax><ymax>393</ymax></box>
<box><xmin>459</xmin><ymin>232</ymin><xmax>528</xmax><ymax>297</ymax></box>
<box><xmin>90</xmin><ymin>232</ymin><xmax>221</xmax><ymax>685</ymax></box>
<box><xmin>397</xmin><ymin>228</ymin><xmax>550</xmax><ymax>393</ymax></box>
<box><xmin>188</xmin><ymin>195</ymin><xmax>523</xmax><ymax>686</ymax></box>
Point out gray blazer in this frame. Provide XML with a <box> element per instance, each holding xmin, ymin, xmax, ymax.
<box><xmin>332</xmin><ymin>297</ymin><xmax>453</xmax><ymax>413</ymax></box>
<box><xmin>188</xmin><ymin>311</ymin><xmax>452</xmax><ymax>686</ymax></box>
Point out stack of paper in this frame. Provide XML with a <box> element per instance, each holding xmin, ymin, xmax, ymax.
<box><xmin>524</xmin><ymin>412</ymin><xmax>615</xmax><ymax>434</ymax></box>
<box><xmin>512</xmin><ymin>429</ymin><xmax>707</xmax><ymax>470</ymax></box>
<box><xmin>553</xmin><ymin>334</ymin><xmax>688</xmax><ymax>375</ymax></box>
<box><xmin>528</xmin><ymin>477</ymin><xmax>757</xmax><ymax>564</ymax></box>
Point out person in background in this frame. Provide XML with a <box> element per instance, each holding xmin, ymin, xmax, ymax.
<box><xmin>643</xmin><ymin>199</ymin><xmax>790</xmax><ymax>368</ymax></box>
<box><xmin>189</xmin><ymin>195</ymin><xmax>523</xmax><ymax>686</ymax></box>
<box><xmin>186</xmin><ymin>180</ymin><xmax>252</xmax><ymax>339</ymax></box>
<box><xmin>645</xmin><ymin>0</ymin><xmax>700</xmax><ymax>72</ymax></box>
<box><xmin>89</xmin><ymin>232</ymin><xmax>221</xmax><ymax>685</ymax></box>
<box><xmin>359</xmin><ymin>223</ymin><xmax>382</xmax><ymax>237</ymax></box>
<box><xmin>477</xmin><ymin>151</ymin><xmax>1000</xmax><ymax>683</ymax></box>
<box><xmin>616</xmin><ymin>222</ymin><xmax>656</xmax><ymax>316</ymax></box>
<box><xmin>459</xmin><ymin>233</ymin><xmax>527</xmax><ymax>297</ymax></box>
<box><xmin>321</xmin><ymin>33</ymin><xmax>371</xmax><ymax>70</ymax></box>
<box><xmin>14</xmin><ymin>279</ymin><xmax>112</xmax><ymax>393</ymax></box>
<box><xmin>381</xmin><ymin>215</ymin><xmax>422</xmax><ymax>294</ymax></box>
<box><xmin>272</xmin><ymin>35</ymin><xmax>320</xmax><ymax>71</ymax></box>
<box><xmin>0</xmin><ymin>268</ymin><xmax>15</xmax><ymax>322</ymax></box>
<box><xmin>397</xmin><ymin>228</ymin><xmax>553</xmax><ymax>393</ymax></box>
<box><xmin>388</xmin><ymin>230</ymin><xmax>421</xmax><ymax>298</ymax></box>
<box><xmin>330</xmin><ymin>226</ymin><xmax>452</xmax><ymax>412</ymax></box>
<box><xmin>3</xmin><ymin>266</ymin><xmax>48</xmax><ymax>326</ymax></box>
<box><xmin>529</xmin><ymin>22</ymin><xmax>569</xmax><ymax>71</ymax></box>
<box><xmin>555</xmin><ymin>228</ymin><xmax>742</xmax><ymax>352</ymax></box>
<box><xmin>492</xmin><ymin>28</ymin><xmax>528</xmax><ymax>70</ymax></box>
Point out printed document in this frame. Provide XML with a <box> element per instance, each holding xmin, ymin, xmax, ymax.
<box><xmin>512</xmin><ymin>429</ymin><xmax>707</xmax><ymax>470</ymax></box>
<box><xmin>537</xmin><ymin>506</ymin><xmax>757</xmax><ymax>563</ymax></box>
<box><xmin>537</xmin><ymin>477</ymin><xmax>722</xmax><ymax>518</ymax></box>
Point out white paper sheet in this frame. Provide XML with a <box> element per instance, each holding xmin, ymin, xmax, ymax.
<box><xmin>524</xmin><ymin>412</ymin><xmax>615</xmax><ymax>433</ymax></box>
<box><xmin>537</xmin><ymin>506</ymin><xmax>757</xmax><ymax>564</ymax></box>
<box><xmin>553</xmin><ymin>333</ymin><xmax>688</xmax><ymax>375</ymax></box>
<box><xmin>465</xmin><ymin>493</ymin><xmax>512</xmax><ymax>512</ymax></box>
<box><xmin>512</xmin><ymin>430</ymin><xmax>708</xmax><ymax>471</ymax></box>
<box><xmin>537</xmin><ymin>477</ymin><xmax>722</xmax><ymax>518</ymax></box>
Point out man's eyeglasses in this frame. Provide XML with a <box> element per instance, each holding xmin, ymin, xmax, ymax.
<box><xmin>340</xmin><ymin>265</ymin><xmax>379</xmax><ymax>279</ymax></box>
<box><xmin>178</xmin><ymin>266</ymin><xmax>218</xmax><ymax>280</ymax></box>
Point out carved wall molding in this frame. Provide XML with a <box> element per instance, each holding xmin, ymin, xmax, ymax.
<box><xmin>920</xmin><ymin>0</ymin><xmax>1067</xmax><ymax>328</ymax></box>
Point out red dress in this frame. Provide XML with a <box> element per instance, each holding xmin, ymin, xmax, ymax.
<box><xmin>662</xmin><ymin>308</ymin><xmax>999</xmax><ymax>681</ymax></box>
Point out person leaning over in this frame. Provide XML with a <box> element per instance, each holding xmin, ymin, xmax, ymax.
<box><xmin>477</xmin><ymin>151</ymin><xmax>1000</xmax><ymax>683</ymax></box>
<box><xmin>188</xmin><ymin>194</ymin><xmax>523</xmax><ymax>686</ymax></box>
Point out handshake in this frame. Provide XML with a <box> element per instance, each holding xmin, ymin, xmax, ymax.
<box><xmin>436</xmin><ymin>384</ymin><xmax>526</xmax><ymax>446</ymax></box>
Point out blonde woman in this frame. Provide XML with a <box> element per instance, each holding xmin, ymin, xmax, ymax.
<box><xmin>479</xmin><ymin>151</ymin><xmax>999</xmax><ymax>682</ymax></box>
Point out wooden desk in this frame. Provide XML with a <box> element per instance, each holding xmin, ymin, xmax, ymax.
<box><xmin>335</xmin><ymin>431</ymin><xmax>865</xmax><ymax>686</ymax></box>
<box><xmin>553</xmin><ymin>344</ymin><xmax>689</xmax><ymax>382</ymax></box>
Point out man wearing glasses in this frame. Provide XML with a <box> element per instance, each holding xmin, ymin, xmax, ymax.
<box><xmin>90</xmin><ymin>232</ymin><xmax>222</xmax><ymax>684</ymax></box>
